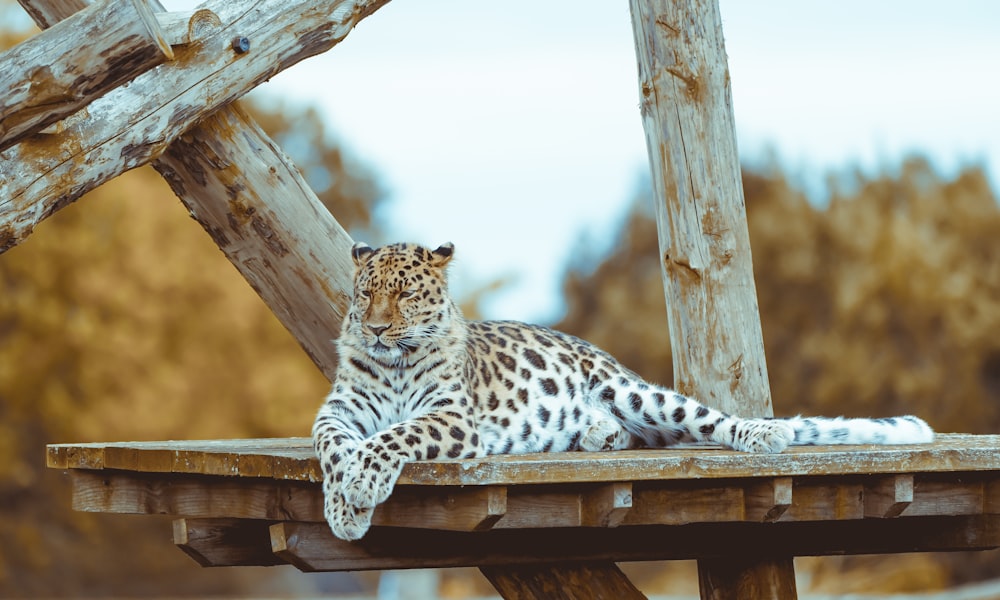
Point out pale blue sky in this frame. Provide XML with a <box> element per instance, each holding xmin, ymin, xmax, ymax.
<box><xmin>162</xmin><ymin>0</ymin><xmax>1000</xmax><ymax>322</ymax></box>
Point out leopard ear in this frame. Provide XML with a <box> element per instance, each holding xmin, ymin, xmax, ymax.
<box><xmin>351</xmin><ymin>242</ymin><xmax>374</xmax><ymax>266</ymax></box>
<box><xmin>430</xmin><ymin>242</ymin><xmax>454</xmax><ymax>268</ymax></box>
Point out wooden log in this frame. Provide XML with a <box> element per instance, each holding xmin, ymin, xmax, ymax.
<box><xmin>16</xmin><ymin>0</ymin><xmax>362</xmax><ymax>378</ymax></box>
<box><xmin>480</xmin><ymin>563</ymin><xmax>647</xmax><ymax>600</ymax></box>
<box><xmin>0</xmin><ymin>0</ymin><xmax>171</xmax><ymax>153</ymax></box>
<box><xmin>1</xmin><ymin>0</ymin><xmax>390</xmax><ymax>261</ymax></box>
<box><xmin>627</xmin><ymin>0</ymin><xmax>790</xmax><ymax>595</ymax></box>
<box><xmin>263</xmin><ymin>516</ymin><xmax>1000</xmax><ymax>572</ymax></box>
<box><xmin>628</xmin><ymin>0</ymin><xmax>770</xmax><ymax>418</ymax></box>
<box><xmin>154</xmin><ymin>104</ymin><xmax>355</xmax><ymax>378</ymax></box>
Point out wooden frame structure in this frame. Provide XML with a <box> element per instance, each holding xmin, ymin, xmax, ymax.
<box><xmin>4</xmin><ymin>0</ymin><xmax>999</xmax><ymax>598</ymax></box>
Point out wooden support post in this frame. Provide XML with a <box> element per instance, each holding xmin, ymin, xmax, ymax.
<box><xmin>0</xmin><ymin>0</ymin><xmax>171</xmax><ymax>152</ymax></box>
<box><xmin>480</xmin><ymin>563</ymin><xmax>646</xmax><ymax>600</ymax></box>
<box><xmin>627</xmin><ymin>0</ymin><xmax>795</xmax><ymax>597</ymax></box>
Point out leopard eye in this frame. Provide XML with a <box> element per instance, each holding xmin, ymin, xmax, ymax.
<box><xmin>398</xmin><ymin>289</ymin><xmax>416</xmax><ymax>299</ymax></box>
<box><xmin>359</xmin><ymin>290</ymin><xmax>372</xmax><ymax>299</ymax></box>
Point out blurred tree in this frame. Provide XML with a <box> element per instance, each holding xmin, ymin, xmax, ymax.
<box><xmin>556</xmin><ymin>157</ymin><xmax>1000</xmax><ymax>591</ymax></box>
<box><xmin>0</xmin><ymin>11</ymin><xmax>384</xmax><ymax>590</ymax></box>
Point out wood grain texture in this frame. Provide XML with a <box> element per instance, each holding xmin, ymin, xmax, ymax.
<box><xmin>698</xmin><ymin>557</ymin><xmax>797</xmax><ymax>600</ymax></box>
<box><xmin>261</xmin><ymin>516</ymin><xmax>1000</xmax><ymax>572</ymax></box>
<box><xmin>1</xmin><ymin>0</ymin><xmax>389</xmax><ymax>256</ymax></box>
<box><xmin>154</xmin><ymin>103</ymin><xmax>355</xmax><ymax>378</ymax></box>
<box><xmin>47</xmin><ymin>435</ymin><xmax>1000</xmax><ymax>484</ymax></box>
<box><xmin>174</xmin><ymin>518</ymin><xmax>283</xmax><ymax>567</ymax></box>
<box><xmin>13</xmin><ymin>0</ymin><xmax>356</xmax><ymax>378</ymax></box>
<box><xmin>0</xmin><ymin>0</ymin><xmax>170</xmax><ymax>152</ymax></box>
<box><xmin>628</xmin><ymin>0</ymin><xmax>769</xmax><ymax>418</ymax></box>
<box><xmin>480</xmin><ymin>562</ymin><xmax>647</xmax><ymax>600</ymax></box>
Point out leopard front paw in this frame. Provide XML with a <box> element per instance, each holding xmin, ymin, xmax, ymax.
<box><xmin>340</xmin><ymin>445</ymin><xmax>405</xmax><ymax>509</ymax></box>
<box><xmin>731</xmin><ymin>419</ymin><xmax>794</xmax><ymax>454</ymax></box>
<box><xmin>580</xmin><ymin>418</ymin><xmax>633</xmax><ymax>451</ymax></box>
<box><xmin>323</xmin><ymin>490</ymin><xmax>374</xmax><ymax>541</ymax></box>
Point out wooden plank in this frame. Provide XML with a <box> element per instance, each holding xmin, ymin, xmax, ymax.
<box><xmin>623</xmin><ymin>481</ymin><xmax>744</xmax><ymax>526</ymax></box>
<box><xmin>45</xmin><ymin>435</ymin><xmax>1000</xmax><ymax>483</ymax></box>
<box><xmin>1</xmin><ymin>0</ymin><xmax>390</xmax><ymax>258</ymax></box>
<box><xmin>480</xmin><ymin>563</ymin><xmax>647</xmax><ymax>600</ymax></box>
<box><xmin>264</xmin><ymin>515</ymin><xmax>1000</xmax><ymax>572</ymax></box>
<box><xmin>781</xmin><ymin>480</ymin><xmax>864</xmax><ymax>521</ymax></box>
<box><xmin>377</xmin><ymin>486</ymin><xmax>507</xmax><ymax>532</ymax></box>
<box><xmin>0</xmin><ymin>0</ymin><xmax>171</xmax><ymax>152</ymax></box>
<box><xmin>71</xmin><ymin>470</ymin><xmax>324</xmax><ymax>522</ymax></box>
<box><xmin>174</xmin><ymin>518</ymin><xmax>283</xmax><ymax>567</ymax></box>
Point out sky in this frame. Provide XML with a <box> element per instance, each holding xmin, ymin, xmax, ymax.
<box><xmin>161</xmin><ymin>0</ymin><xmax>999</xmax><ymax>323</ymax></box>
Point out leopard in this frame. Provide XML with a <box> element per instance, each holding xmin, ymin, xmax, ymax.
<box><xmin>312</xmin><ymin>241</ymin><xmax>934</xmax><ymax>541</ymax></box>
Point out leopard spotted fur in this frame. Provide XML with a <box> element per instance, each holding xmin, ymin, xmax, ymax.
<box><xmin>312</xmin><ymin>242</ymin><xmax>934</xmax><ymax>540</ymax></box>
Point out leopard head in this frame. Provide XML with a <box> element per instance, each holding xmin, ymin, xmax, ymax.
<box><xmin>343</xmin><ymin>242</ymin><xmax>458</xmax><ymax>362</ymax></box>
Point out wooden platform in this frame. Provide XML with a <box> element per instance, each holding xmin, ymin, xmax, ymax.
<box><xmin>47</xmin><ymin>434</ymin><xmax>1000</xmax><ymax>572</ymax></box>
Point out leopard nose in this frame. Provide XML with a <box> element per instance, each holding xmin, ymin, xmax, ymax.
<box><xmin>368</xmin><ymin>324</ymin><xmax>389</xmax><ymax>336</ymax></box>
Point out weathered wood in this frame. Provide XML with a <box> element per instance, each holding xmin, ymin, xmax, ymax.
<box><xmin>697</xmin><ymin>557</ymin><xmax>797</xmax><ymax>600</ymax></box>
<box><xmin>154</xmin><ymin>104</ymin><xmax>356</xmax><ymax>378</ymax></box>
<box><xmin>628</xmin><ymin>0</ymin><xmax>769</xmax><ymax>418</ymax></box>
<box><xmin>174</xmin><ymin>518</ymin><xmax>283</xmax><ymax>567</ymax></box>
<box><xmin>263</xmin><ymin>516</ymin><xmax>1000</xmax><ymax>572</ymax></box>
<box><xmin>628</xmin><ymin>0</ymin><xmax>789</xmax><ymax>594</ymax></box>
<box><xmin>0</xmin><ymin>0</ymin><xmax>171</xmax><ymax>153</ymax></box>
<box><xmin>67</xmin><ymin>464</ymin><xmax>1000</xmax><ymax>537</ymax></box>
<box><xmin>581</xmin><ymin>482</ymin><xmax>632</xmax><ymax>527</ymax></box>
<box><xmin>1</xmin><ymin>0</ymin><xmax>390</xmax><ymax>258</ymax></box>
<box><xmin>47</xmin><ymin>435</ymin><xmax>1000</xmax><ymax>484</ymax></box>
<box><xmin>14</xmin><ymin>0</ymin><xmax>358</xmax><ymax>378</ymax></box>
<box><xmin>745</xmin><ymin>477</ymin><xmax>792</xmax><ymax>522</ymax></box>
<box><xmin>865</xmin><ymin>474</ymin><xmax>914</xmax><ymax>518</ymax></box>
<box><xmin>480</xmin><ymin>563</ymin><xmax>647</xmax><ymax>600</ymax></box>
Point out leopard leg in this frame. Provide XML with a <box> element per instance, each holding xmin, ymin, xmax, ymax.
<box><xmin>340</xmin><ymin>409</ymin><xmax>482</xmax><ymax>509</ymax></box>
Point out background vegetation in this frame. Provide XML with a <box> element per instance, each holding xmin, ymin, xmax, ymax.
<box><xmin>2</xmin><ymin>6</ymin><xmax>1000</xmax><ymax>597</ymax></box>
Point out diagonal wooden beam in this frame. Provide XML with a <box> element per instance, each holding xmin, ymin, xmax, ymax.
<box><xmin>3</xmin><ymin>0</ymin><xmax>388</xmax><ymax>261</ymax></box>
<box><xmin>15</xmin><ymin>0</ymin><xmax>374</xmax><ymax>378</ymax></box>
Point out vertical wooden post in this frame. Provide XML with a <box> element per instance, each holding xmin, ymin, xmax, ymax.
<box><xmin>627</xmin><ymin>0</ymin><xmax>796</xmax><ymax>598</ymax></box>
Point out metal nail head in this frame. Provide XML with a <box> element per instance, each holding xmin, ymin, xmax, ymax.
<box><xmin>231</xmin><ymin>36</ymin><xmax>250</xmax><ymax>54</ymax></box>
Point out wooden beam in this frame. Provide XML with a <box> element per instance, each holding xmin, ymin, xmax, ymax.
<box><xmin>262</xmin><ymin>516</ymin><xmax>1000</xmax><ymax>572</ymax></box>
<box><xmin>46</xmin><ymin>434</ymin><xmax>1000</xmax><ymax>484</ymax></box>
<box><xmin>15</xmin><ymin>0</ymin><xmax>365</xmax><ymax>377</ymax></box>
<box><xmin>0</xmin><ymin>0</ymin><xmax>171</xmax><ymax>152</ymax></box>
<box><xmin>697</xmin><ymin>557</ymin><xmax>797</xmax><ymax>600</ymax></box>
<box><xmin>627</xmin><ymin>0</ymin><xmax>789</xmax><ymax>595</ymax></box>
<box><xmin>174</xmin><ymin>518</ymin><xmax>283</xmax><ymax>567</ymax></box>
<box><xmin>2</xmin><ymin>0</ymin><xmax>389</xmax><ymax>262</ymax></box>
<box><xmin>480</xmin><ymin>563</ymin><xmax>647</xmax><ymax>600</ymax></box>
<box><xmin>153</xmin><ymin>104</ymin><xmax>355</xmax><ymax>378</ymax></box>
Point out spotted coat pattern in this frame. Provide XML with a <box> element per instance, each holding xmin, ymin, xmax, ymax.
<box><xmin>313</xmin><ymin>242</ymin><xmax>935</xmax><ymax>540</ymax></box>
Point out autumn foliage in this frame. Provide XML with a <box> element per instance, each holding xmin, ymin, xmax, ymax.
<box><xmin>558</xmin><ymin>158</ymin><xmax>1000</xmax><ymax>591</ymax></box>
